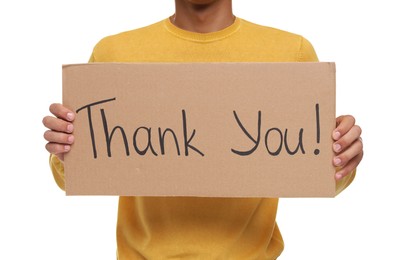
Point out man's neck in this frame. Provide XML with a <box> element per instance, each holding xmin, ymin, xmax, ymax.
<box><xmin>172</xmin><ymin>0</ymin><xmax>234</xmax><ymax>33</ymax></box>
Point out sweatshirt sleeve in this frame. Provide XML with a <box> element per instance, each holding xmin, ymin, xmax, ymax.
<box><xmin>49</xmin><ymin>154</ymin><xmax>65</xmax><ymax>191</ymax></box>
<box><xmin>89</xmin><ymin>51</ymin><xmax>95</xmax><ymax>62</ymax></box>
<box><xmin>298</xmin><ymin>37</ymin><xmax>319</xmax><ymax>62</ymax></box>
<box><xmin>335</xmin><ymin>169</ymin><xmax>356</xmax><ymax>195</ymax></box>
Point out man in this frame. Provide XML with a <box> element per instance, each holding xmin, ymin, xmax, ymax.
<box><xmin>43</xmin><ymin>0</ymin><xmax>363</xmax><ymax>258</ymax></box>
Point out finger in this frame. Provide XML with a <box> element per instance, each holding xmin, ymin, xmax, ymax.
<box><xmin>335</xmin><ymin>151</ymin><xmax>364</xmax><ymax>180</ymax></box>
<box><xmin>42</xmin><ymin>116</ymin><xmax>74</xmax><ymax>133</ymax></box>
<box><xmin>45</xmin><ymin>142</ymin><xmax>71</xmax><ymax>155</ymax></box>
<box><xmin>49</xmin><ymin>103</ymin><xmax>75</xmax><ymax>122</ymax></box>
<box><xmin>333</xmin><ymin>125</ymin><xmax>362</xmax><ymax>153</ymax></box>
<box><xmin>333</xmin><ymin>138</ymin><xmax>363</xmax><ymax>168</ymax></box>
<box><xmin>55</xmin><ymin>153</ymin><xmax>65</xmax><ymax>161</ymax></box>
<box><xmin>333</xmin><ymin>115</ymin><xmax>355</xmax><ymax>141</ymax></box>
<box><xmin>43</xmin><ymin>130</ymin><xmax>74</xmax><ymax>144</ymax></box>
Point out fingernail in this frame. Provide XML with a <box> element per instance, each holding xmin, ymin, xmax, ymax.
<box><xmin>64</xmin><ymin>145</ymin><xmax>70</xmax><ymax>151</ymax></box>
<box><xmin>335</xmin><ymin>173</ymin><xmax>343</xmax><ymax>180</ymax></box>
<box><xmin>333</xmin><ymin>131</ymin><xmax>341</xmax><ymax>140</ymax></box>
<box><xmin>333</xmin><ymin>143</ymin><xmax>341</xmax><ymax>152</ymax></box>
<box><xmin>67</xmin><ymin>113</ymin><xmax>75</xmax><ymax>121</ymax></box>
<box><xmin>67</xmin><ymin>124</ymin><xmax>73</xmax><ymax>133</ymax></box>
<box><xmin>68</xmin><ymin>135</ymin><xmax>74</xmax><ymax>143</ymax></box>
<box><xmin>334</xmin><ymin>157</ymin><xmax>342</xmax><ymax>166</ymax></box>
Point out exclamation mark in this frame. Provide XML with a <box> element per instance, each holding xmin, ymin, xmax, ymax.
<box><xmin>314</xmin><ymin>103</ymin><xmax>320</xmax><ymax>155</ymax></box>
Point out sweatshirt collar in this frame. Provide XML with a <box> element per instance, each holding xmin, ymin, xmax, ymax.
<box><xmin>163</xmin><ymin>17</ymin><xmax>241</xmax><ymax>43</ymax></box>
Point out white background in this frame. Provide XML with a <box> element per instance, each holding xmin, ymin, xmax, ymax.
<box><xmin>1</xmin><ymin>0</ymin><xmax>403</xmax><ymax>259</ymax></box>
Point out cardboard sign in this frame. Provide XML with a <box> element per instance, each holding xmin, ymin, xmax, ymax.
<box><xmin>63</xmin><ymin>62</ymin><xmax>336</xmax><ymax>197</ymax></box>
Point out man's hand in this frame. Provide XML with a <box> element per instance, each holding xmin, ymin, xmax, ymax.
<box><xmin>42</xmin><ymin>103</ymin><xmax>75</xmax><ymax>162</ymax></box>
<box><xmin>332</xmin><ymin>115</ymin><xmax>363</xmax><ymax>180</ymax></box>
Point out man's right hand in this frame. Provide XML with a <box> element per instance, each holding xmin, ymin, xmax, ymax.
<box><xmin>43</xmin><ymin>103</ymin><xmax>75</xmax><ymax>162</ymax></box>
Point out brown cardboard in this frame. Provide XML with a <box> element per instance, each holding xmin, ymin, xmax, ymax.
<box><xmin>63</xmin><ymin>62</ymin><xmax>336</xmax><ymax>197</ymax></box>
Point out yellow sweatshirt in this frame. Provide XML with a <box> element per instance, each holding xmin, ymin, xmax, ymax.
<box><xmin>50</xmin><ymin>17</ymin><xmax>355</xmax><ymax>259</ymax></box>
